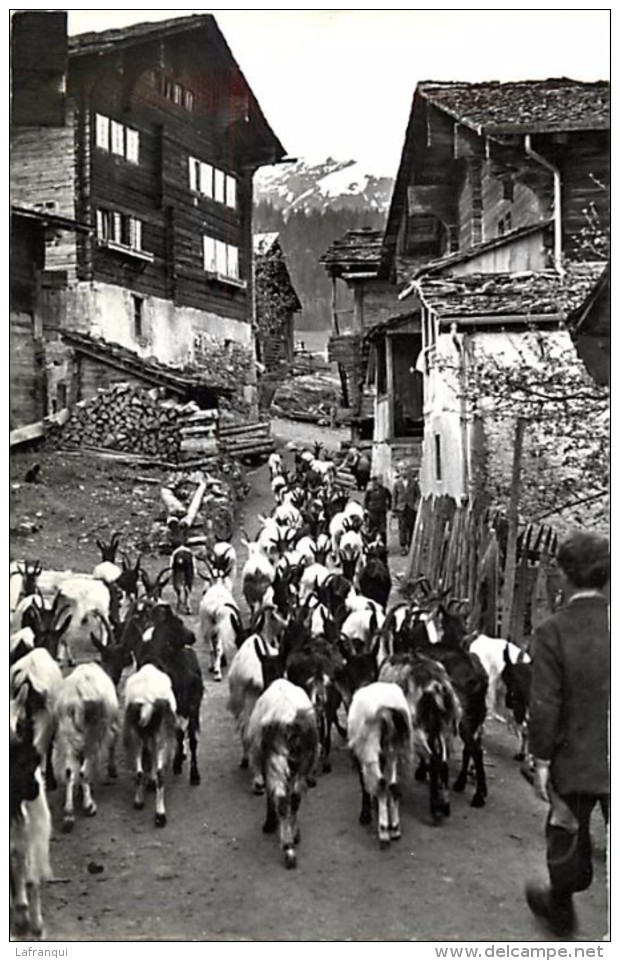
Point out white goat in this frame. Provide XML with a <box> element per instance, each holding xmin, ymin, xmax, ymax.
<box><xmin>338</xmin><ymin>529</ymin><xmax>365</xmax><ymax>582</ymax></box>
<box><xmin>123</xmin><ymin>664</ymin><xmax>181</xmax><ymax>827</ymax></box>
<box><xmin>268</xmin><ymin>451</ymin><xmax>283</xmax><ymax>480</ymax></box>
<box><xmin>10</xmin><ymin>700</ymin><xmax>52</xmax><ymax>941</ymax></box>
<box><xmin>227</xmin><ymin>634</ymin><xmax>276</xmax><ymax>790</ymax></box>
<box><xmin>469</xmin><ymin>634</ymin><xmax>532</xmax><ymax>722</ymax></box>
<box><xmin>199</xmin><ymin>582</ymin><xmax>243</xmax><ymax>681</ymax></box>
<box><xmin>53</xmin><ymin>663</ymin><xmax>120</xmax><ymax>831</ymax></box>
<box><xmin>241</xmin><ymin>540</ymin><xmax>276</xmax><ymax>617</ymax></box>
<box><xmin>248</xmin><ymin>673</ymin><xmax>319</xmax><ymax>869</ymax></box>
<box><xmin>347</xmin><ymin>681</ymin><xmax>412</xmax><ymax>847</ymax></box>
<box><xmin>10</xmin><ymin>648</ymin><xmax>64</xmax><ymax>790</ymax></box>
<box><xmin>10</xmin><ymin>626</ymin><xmax>36</xmax><ymax>665</ymax></box>
<box><xmin>298</xmin><ymin>562</ymin><xmax>331</xmax><ymax>606</ymax></box>
<box><xmin>341</xmin><ymin>607</ymin><xmax>386</xmax><ymax>653</ymax></box>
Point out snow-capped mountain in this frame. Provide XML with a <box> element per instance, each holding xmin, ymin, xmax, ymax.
<box><xmin>255</xmin><ymin>157</ymin><xmax>394</xmax><ymax>216</ymax></box>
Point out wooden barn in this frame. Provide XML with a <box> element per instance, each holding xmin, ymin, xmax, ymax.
<box><xmin>253</xmin><ymin>232</ymin><xmax>302</xmax><ymax>371</ymax></box>
<box><xmin>10</xmin><ymin>11</ymin><xmax>287</xmax><ymax>426</ymax></box>
<box><xmin>353</xmin><ymin>77</ymin><xmax>609</xmax><ymax>487</ymax></box>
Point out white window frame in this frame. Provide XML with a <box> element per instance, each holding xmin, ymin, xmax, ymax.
<box><xmin>214</xmin><ymin>169</ymin><xmax>225</xmax><ymax>204</ymax></box>
<box><xmin>95</xmin><ymin>113</ymin><xmax>109</xmax><ymax>150</ymax></box>
<box><xmin>96</xmin><ymin>208</ymin><xmax>154</xmax><ymax>262</ymax></box>
<box><xmin>225</xmin><ymin>175</ymin><xmax>237</xmax><ymax>209</ymax></box>
<box><xmin>202</xmin><ymin>233</ymin><xmax>244</xmax><ymax>286</ymax></box>
<box><xmin>200</xmin><ymin>162</ymin><xmax>213</xmax><ymax>198</ymax></box>
<box><xmin>95</xmin><ymin>113</ymin><xmax>140</xmax><ymax>163</ymax></box>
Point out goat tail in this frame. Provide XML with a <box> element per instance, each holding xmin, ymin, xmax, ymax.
<box><xmin>379</xmin><ymin>705</ymin><xmax>412</xmax><ymax>754</ymax></box>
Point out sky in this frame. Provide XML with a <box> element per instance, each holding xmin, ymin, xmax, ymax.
<box><xmin>63</xmin><ymin>9</ymin><xmax>611</xmax><ymax>177</ymax></box>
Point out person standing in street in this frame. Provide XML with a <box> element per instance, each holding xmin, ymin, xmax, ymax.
<box><xmin>363</xmin><ymin>474</ymin><xmax>392</xmax><ymax>541</ymax></box>
<box><xmin>525</xmin><ymin>530</ymin><xmax>610</xmax><ymax>939</ymax></box>
<box><xmin>392</xmin><ymin>464</ymin><xmax>421</xmax><ymax>556</ymax></box>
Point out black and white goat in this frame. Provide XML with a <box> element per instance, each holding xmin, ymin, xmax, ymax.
<box><xmin>10</xmin><ymin>647</ymin><xmax>64</xmax><ymax>791</ymax></box>
<box><xmin>53</xmin><ymin>662</ymin><xmax>120</xmax><ymax>831</ymax></box>
<box><xmin>10</xmin><ymin>708</ymin><xmax>52</xmax><ymax>941</ymax></box>
<box><xmin>468</xmin><ymin>633</ymin><xmax>531</xmax><ymax>723</ymax></box>
<box><xmin>241</xmin><ymin>537</ymin><xmax>276</xmax><ymax>618</ymax></box>
<box><xmin>139</xmin><ymin>603</ymin><xmax>204</xmax><ymax>787</ymax></box>
<box><xmin>379</xmin><ymin>652</ymin><xmax>461</xmax><ymax>822</ymax></box>
<box><xmin>347</xmin><ymin>681</ymin><xmax>412</xmax><ymax>847</ymax></box>
<box><xmin>501</xmin><ymin>643</ymin><xmax>532</xmax><ymax>761</ymax></box>
<box><xmin>123</xmin><ymin>665</ymin><xmax>181</xmax><ymax>827</ymax></box>
<box><xmin>170</xmin><ymin>545</ymin><xmax>195</xmax><ymax>614</ymax></box>
<box><xmin>199</xmin><ymin>581</ymin><xmax>244</xmax><ymax>681</ymax></box>
<box><xmin>248</xmin><ymin>638</ymin><xmax>319</xmax><ymax>869</ymax></box>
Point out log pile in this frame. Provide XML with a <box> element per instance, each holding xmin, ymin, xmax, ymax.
<box><xmin>55</xmin><ymin>383</ymin><xmax>195</xmax><ymax>461</ymax></box>
<box><xmin>219</xmin><ymin>420</ymin><xmax>275</xmax><ymax>459</ymax></box>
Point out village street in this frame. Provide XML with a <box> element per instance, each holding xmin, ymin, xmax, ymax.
<box><xmin>22</xmin><ymin>429</ymin><xmax>607</xmax><ymax>945</ymax></box>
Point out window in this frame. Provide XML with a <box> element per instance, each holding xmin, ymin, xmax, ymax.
<box><xmin>189</xmin><ymin>157</ymin><xmax>236</xmax><ymax>208</ymax></box>
<box><xmin>225</xmin><ymin>175</ymin><xmax>237</xmax><ymax>209</ymax></box>
<box><xmin>498</xmin><ymin>212</ymin><xmax>512</xmax><ymax>236</ymax></box>
<box><xmin>214</xmin><ymin>169</ymin><xmax>225</xmax><ymax>204</ymax></box>
<box><xmin>435</xmin><ymin>433</ymin><xmax>442</xmax><ymax>481</ymax></box>
<box><xmin>95</xmin><ymin>113</ymin><xmax>140</xmax><ymax>163</ymax></box>
<box><xmin>132</xmin><ymin>295</ymin><xmax>144</xmax><ymax>338</ymax></box>
<box><xmin>203</xmin><ymin>233</ymin><xmax>241</xmax><ymax>282</ymax></box>
<box><xmin>96</xmin><ymin>208</ymin><xmax>153</xmax><ymax>261</ymax></box>
<box><xmin>503</xmin><ymin>179</ymin><xmax>514</xmax><ymax>203</ymax></box>
<box><xmin>160</xmin><ymin>74</ymin><xmax>194</xmax><ymax>111</ymax></box>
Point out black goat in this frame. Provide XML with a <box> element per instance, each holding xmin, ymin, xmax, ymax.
<box><xmin>96</xmin><ymin>532</ymin><xmax>122</xmax><ymax>563</ymax></box>
<box><xmin>501</xmin><ymin>644</ymin><xmax>532</xmax><ymax>761</ymax></box>
<box><xmin>358</xmin><ymin>554</ymin><xmax>392</xmax><ymax>610</ymax></box>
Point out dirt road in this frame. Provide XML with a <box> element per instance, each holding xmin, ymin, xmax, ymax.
<box><xmin>10</xmin><ymin>435</ymin><xmax>608</xmax><ymax>942</ymax></box>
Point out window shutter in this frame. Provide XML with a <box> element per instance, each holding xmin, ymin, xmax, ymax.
<box><xmin>96</xmin><ymin>209</ymin><xmax>105</xmax><ymax>239</ymax></box>
<box><xmin>227</xmin><ymin>245</ymin><xmax>239</xmax><ymax>279</ymax></box>
<box><xmin>203</xmin><ymin>235</ymin><xmax>216</xmax><ymax>272</ymax></box>
<box><xmin>215</xmin><ymin>240</ymin><xmax>227</xmax><ymax>275</ymax></box>
<box><xmin>214</xmin><ymin>169</ymin><xmax>225</xmax><ymax>204</ymax></box>
<box><xmin>126</xmin><ymin>128</ymin><xmax>139</xmax><ymax>163</ymax></box>
<box><xmin>189</xmin><ymin>157</ymin><xmax>198</xmax><ymax>191</ymax></box>
<box><xmin>130</xmin><ymin>218</ymin><xmax>142</xmax><ymax>251</ymax></box>
<box><xmin>95</xmin><ymin>113</ymin><xmax>109</xmax><ymax>150</ymax></box>
<box><xmin>184</xmin><ymin>90</ymin><xmax>194</xmax><ymax>111</ymax></box>
<box><xmin>112</xmin><ymin>212</ymin><xmax>122</xmax><ymax>243</ymax></box>
<box><xmin>111</xmin><ymin>120</ymin><xmax>124</xmax><ymax>156</ymax></box>
<box><xmin>200</xmin><ymin>162</ymin><xmax>213</xmax><ymax>198</ymax></box>
<box><xmin>225</xmin><ymin>175</ymin><xmax>237</xmax><ymax>208</ymax></box>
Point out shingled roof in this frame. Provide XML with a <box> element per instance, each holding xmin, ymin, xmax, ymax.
<box><xmin>415</xmin><ymin>262</ymin><xmax>607</xmax><ymax>323</ymax></box>
<box><xmin>320</xmin><ymin>228</ymin><xmax>384</xmax><ymax>275</ymax></box>
<box><xmin>419</xmin><ymin>78</ymin><xmax>610</xmax><ymax>136</ymax></box>
<box><xmin>68</xmin><ymin>14</ymin><xmax>214</xmax><ymax>55</ymax></box>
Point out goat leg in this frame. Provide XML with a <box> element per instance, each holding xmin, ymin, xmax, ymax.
<box><xmin>356</xmin><ymin>760</ymin><xmax>372</xmax><ymax>826</ymax></box>
<box><xmin>26</xmin><ymin>880</ymin><xmax>45</xmax><ymax>940</ymax></box>
<box><xmin>263</xmin><ymin>792</ymin><xmax>278</xmax><ymax>834</ymax></box>
<box><xmin>11</xmin><ymin>848</ymin><xmax>30</xmax><ymax>935</ymax></box>
<box><xmin>172</xmin><ymin>728</ymin><xmax>185</xmax><ymax>775</ymax></box>
<box><xmin>80</xmin><ymin>757</ymin><xmax>97</xmax><ymax>817</ymax></box>
<box><xmin>154</xmin><ymin>748</ymin><xmax>168</xmax><ymax>828</ymax></box>
<box><xmin>133</xmin><ymin>745</ymin><xmax>145</xmax><ymax>810</ymax></box>
<box><xmin>62</xmin><ymin>763</ymin><xmax>77</xmax><ymax>832</ymax></box>
<box><xmin>188</xmin><ymin>715</ymin><xmax>200</xmax><ymax>786</ymax></box>
<box><xmin>377</xmin><ymin>779</ymin><xmax>390</xmax><ymax>848</ymax></box>
<box><xmin>387</xmin><ymin>760</ymin><xmax>402</xmax><ymax>840</ymax></box>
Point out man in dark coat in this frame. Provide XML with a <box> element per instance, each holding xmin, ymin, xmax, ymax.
<box><xmin>525</xmin><ymin>530</ymin><xmax>610</xmax><ymax>938</ymax></box>
<box><xmin>363</xmin><ymin>474</ymin><xmax>392</xmax><ymax>540</ymax></box>
<box><xmin>392</xmin><ymin>464</ymin><xmax>421</xmax><ymax>555</ymax></box>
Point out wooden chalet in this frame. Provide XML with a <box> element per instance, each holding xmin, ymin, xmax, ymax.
<box><xmin>355</xmin><ymin>77</ymin><xmax>609</xmax><ymax>488</ymax></box>
<box><xmin>253</xmin><ymin>232</ymin><xmax>302</xmax><ymax>371</ymax></box>
<box><xmin>320</xmin><ymin>227</ymin><xmax>415</xmax><ymax>443</ymax></box>
<box><xmin>10</xmin><ymin>11</ymin><xmax>287</xmax><ymax>425</ymax></box>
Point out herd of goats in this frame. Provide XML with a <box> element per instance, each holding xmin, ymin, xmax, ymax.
<box><xmin>9</xmin><ymin>442</ymin><xmax>533</xmax><ymax>939</ymax></box>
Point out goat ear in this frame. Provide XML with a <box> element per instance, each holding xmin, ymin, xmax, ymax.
<box><xmin>55</xmin><ymin>614</ymin><xmax>73</xmax><ymax>640</ymax></box>
<box><xmin>254</xmin><ymin>636</ymin><xmax>266</xmax><ymax>663</ymax></box>
<box><xmin>503</xmin><ymin>643</ymin><xmax>512</xmax><ymax>666</ymax></box>
<box><xmin>90</xmin><ymin>631</ymin><xmax>105</xmax><ymax>654</ymax></box>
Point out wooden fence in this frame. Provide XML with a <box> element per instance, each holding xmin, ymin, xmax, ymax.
<box><xmin>405</xmin><ymin>495</ymin><xmax>560</xmax><ymax>644</ymax></box>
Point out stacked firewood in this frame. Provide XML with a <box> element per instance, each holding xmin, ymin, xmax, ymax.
<box><xmin>219</xmin><ymin>420</ymin><xmax>274</xmax><ymax>459</ymax></box>
<box><xmin>55</xmin><ymin>383</ymin><xmax>202</xmax><ymax>462</ymax></box>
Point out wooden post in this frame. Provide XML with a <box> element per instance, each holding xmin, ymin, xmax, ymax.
<box><xmin>182</xmin><ymin>479</ymin><xmax>208</xmax><ymax>528</ymax></box>
<box><xmin>501</xmin><ymin>417</ymin><xmax>526</xmax><ymax>637</ymax></box>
